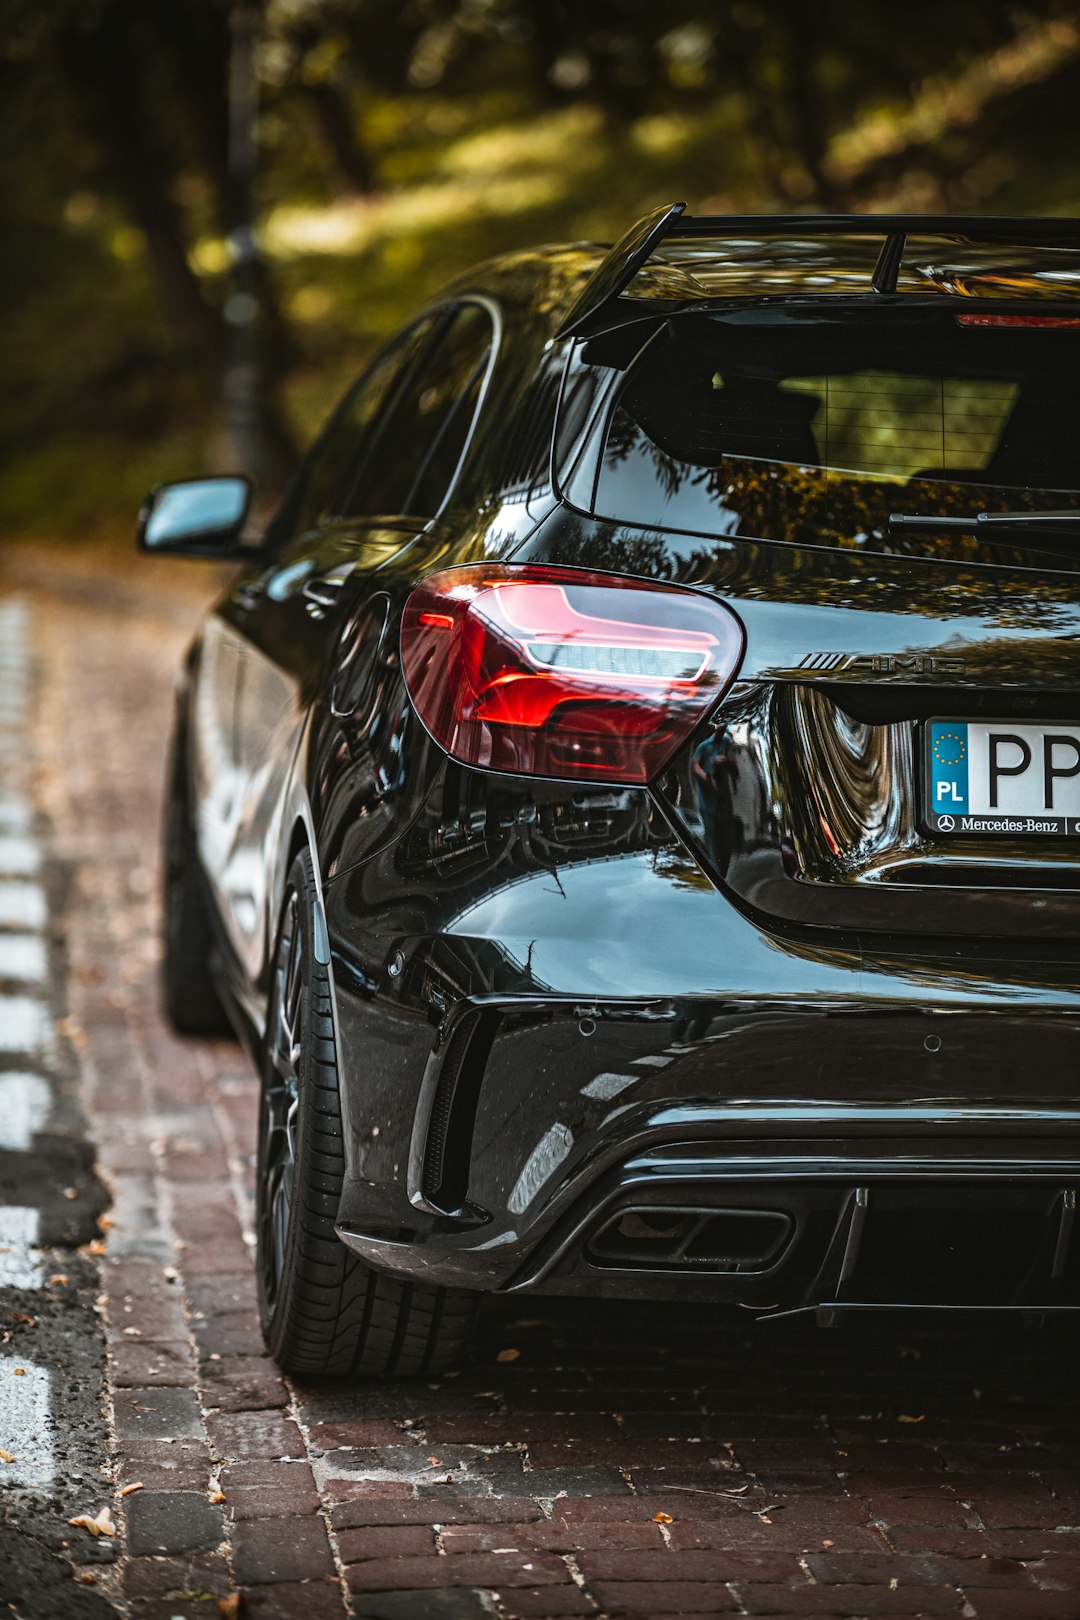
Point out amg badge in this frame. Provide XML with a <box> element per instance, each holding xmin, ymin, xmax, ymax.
<box><xmin>798</xmin><ymin>652</ymin><xmax>967</xmax><ymax>675</ymax></box>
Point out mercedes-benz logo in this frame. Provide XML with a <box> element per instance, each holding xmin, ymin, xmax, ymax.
<box><xmin>938</xmin><ymin>815</ymin><xmax>956</xmax><ymax>832</ymax></box>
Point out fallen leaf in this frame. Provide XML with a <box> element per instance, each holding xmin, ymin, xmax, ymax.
<box><xmin>49</xmin><ymin>1274</ymin><xmax>70</xmax><ymax>1286</ymax></box>
<box><xmin>209</xmin><ymin>1489</ymin><xmax>225</xmax><ymax>1504</ymax></box>
<box><xmin>822</xmin><ymin>1538</ymin><xmax>835</xmax><ymax>1549</ymax></box>
<box><xmin>63</xmin><ymin>1188</ymin><xmax>79</xmax><ymax>1201</ymax></box>
<box><xmin>496</xmin><ymin>1348</ymin><xmax>520</xmax><ymax>1363</ymax></box>
<box><xmin>68</xmin><ymin>1506</ymin><xmax>116</xmax><ymax>1539</ymax></box>
<box><xmin>98</xmin><ymin>1214</ymin><xmax>115</xmax><ymax>1230</ymax></box>
<box><xmin>77</xmin><ymin>1572</ymin><xmax>96</xmax><ymax>1585</ymax></box>
<box><xmin>120</xmin><ymin>1482</ymin><xmax>144</xmax><ymax>1497</ymax></box>
<box><xmin>13</xmin><ymin>1367</ymin><xmax>25</xmax><ymax>1376</ymax></box>
<box><xmin>889</xmin><ymin>1576</ymin><xmax>899</xmax><ymax>1590</ymax></box>
<box><xmin>0</xmin><ymin>1449</ymin><xmax>14</xmax><ymax>1463</ymax></box>
<box><xmin>653</xmin><ymin>1511</ymin><xmax>673</xmax><ymax>1525</ymax></box>
<box><xmin>898</xmin><ymin>1414</ymin><xmax>925</xmax><ymax>1424</ymax></box>
<box><xmin>217</xmin><ymin>1594</ymin><xmax>243</xmax><ymax>1618</ymax></box>
<box><xmin>13</xmin><ymin>1313</ymin><xmax>35</xmax><ymax>1326</ymax></box>
<box><xmin>80</xmin><ymin>1239</ymin><xmax>107</xmax><ymax>1257</ymax></box>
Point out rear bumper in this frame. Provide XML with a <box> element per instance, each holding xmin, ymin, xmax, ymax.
<box><xmin>338</xmin><ymin>1163</ymin><xmax>1080</xmax><ymax>1316</ymax></box>
<box><xmin>324</xmin><ymin>819</ymin><xmax>1080</xmax><ymax>1314</ymax></box>
<box><xmin>329</xmin><ymin>977</ymin><xmax>1080</xmax><ymax>1312</ymax></box>
<box><xmin>495</xmin><ymin>1151</ymin><xmax>1080</xmax><ymax>1316</ymax></box>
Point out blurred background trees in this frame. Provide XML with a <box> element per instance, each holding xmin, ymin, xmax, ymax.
<box><xmin>1</xmin><ymin>0</ymin><xmax>1078</xmax><ymax>540</ymax></box>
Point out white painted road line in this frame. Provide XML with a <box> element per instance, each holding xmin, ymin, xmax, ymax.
<box><xmin>0</xmin><ymin>883</ymin><xmax>46</xmax><ymax>932</ymax></box>
<box><xmin>0</xmin><ymin>1206</ymin><xmax>43</xmax><ymax>1290</ymax></box>
<box><xmin>0</xmin><ymin>1072</ymin><xmax>52</xmax><ymax>1150</ymax></box>
<box><xmin>0</xmin><ymin>837</ymin><xmax>40</xmax><ymax>877</ymax></box>
<box><xmin>0</xmin><ymin>996</ymin><xmax>50</xmax><ymax>1054</ymax></box>
<box><xmin>0</xmin><ymin>1361</ymin><xmax>55</xmax><ymax>1488</ymax></box>
<box><xmin>0</xmin><ymin>935</ymin><xmax>47</xmax><ymax>984</ymax></box>
<box><xmin>0</xmin><ymin>797</ymin><xmax>32</xmax><ymax>836</ymax></box>
<box><xmin>0</xmin><ymin>602</ymin><xmax>58</xmax><ymax>1493</ymax></box>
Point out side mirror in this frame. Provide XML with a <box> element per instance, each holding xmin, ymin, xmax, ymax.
<box><xmin>138</xmin><ymin>476</ymin><xmax>253</xmax><ymax>557</ymax></box>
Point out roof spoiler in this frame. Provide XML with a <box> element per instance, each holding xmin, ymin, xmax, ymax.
<box><xmin>554</xmin><ymin>203</ymin><xmax>1080</xmax><ymax>339</ymax></box>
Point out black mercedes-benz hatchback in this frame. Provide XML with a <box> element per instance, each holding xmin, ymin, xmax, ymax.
<box><xmin>140</xmin><ymin>205</ymin><xmax>1080</xmax><ymax>1375</ymax></box>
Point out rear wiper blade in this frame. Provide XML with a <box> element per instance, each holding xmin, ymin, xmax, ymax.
<box><xmin>888</xmin><ymin>509</ymin><xmax>1080</xmax><ymax>535</ymax></box>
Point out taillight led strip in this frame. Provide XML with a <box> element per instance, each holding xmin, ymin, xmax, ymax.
<box><xmin>400</xmin><ymin>565</ymin><xmax>745</xmax><ymax>785</ymax></box>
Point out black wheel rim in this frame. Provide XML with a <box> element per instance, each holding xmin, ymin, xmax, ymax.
<box><xmin>259</xmin><ymin>889</ymin><xmax>303</xmax><ymax>1311</ymax></box>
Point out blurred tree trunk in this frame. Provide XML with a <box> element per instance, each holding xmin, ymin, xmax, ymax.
<box><xmin>781</xmin><ymin>7</ymin><xmax>838</xmax><ymax>209</ymax></box>
<box><xmin>151</xmin><ymin>0</ymin><xmax>297</xmax><ymax>422</ymax></box>
<box><xmin>151</xmin><ymin>1</ymin><xmax>233</xmax><ymax>211</ymax></box>
<box><xmin>221</xmin><ymin>0</ymin><xmax>297</xmax><ymax>490</ymax></box>
<box><xmin>300</xmin><ymin>76</ymin><xmax>374</xmax><ymax>196</ymax></box>
<box><xmin>54</xmin><ymin>8</ymin><xmax>222</xmax><ymax>364</ymax></box>
<box><xmin>518</xmin><ymin>0</ymin><xmax>647</xmax><ymax>128</ymax></box>
<box><xmin>520</xmin><ymin>0</ymin><xmax>570</xmax><ymax>107</ymax></box>
<box><xmin>286</xmin><ymin>21</ymin><xmax>376</xmax><ymax>197</ymax></box>
<box><xmin>716</xmin><ymin>17</ymin><xmax>795</xmax><ymax>205</ymax></box>
<box><xmin>54</xmin><ymin>0</ymin><xmax>297</xmax><ymax>487</ymax></box>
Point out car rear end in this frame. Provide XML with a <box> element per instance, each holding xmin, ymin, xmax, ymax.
<box><xmin>332</xmin><ymin>214</ymin><xmax>1080</xmax><ymax>1322</ymax></box>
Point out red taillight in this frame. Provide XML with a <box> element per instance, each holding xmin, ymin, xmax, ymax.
<box><xmin>400</xmin><ymin>565</ymin><xmax>744</xmax><ymax>784</ymax></box>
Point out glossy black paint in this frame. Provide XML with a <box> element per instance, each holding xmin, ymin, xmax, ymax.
<box><xmin>161</xmin><ymin>230</ymin><xmax>1080</xmax><ymax>1318</ymax></box>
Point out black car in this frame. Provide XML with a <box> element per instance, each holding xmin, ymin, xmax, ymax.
<box><xmin>140</xmin><ymin>204</ymin><xmax>1080</xmax><ymax>1375</ymax></box>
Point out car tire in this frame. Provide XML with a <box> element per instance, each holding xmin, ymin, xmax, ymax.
<box><xmin>256</xmin><ymin>848</ymin><xmax>478</xmax><ymax>1376</ymax></box>
<box><xmin>161</xmin><ymin>723</ymin><xmax>232</xmax><ymax>1036</ymax></box>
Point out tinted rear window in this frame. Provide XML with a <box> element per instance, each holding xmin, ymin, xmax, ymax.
<box><xmin>592</xmin><ymin>314</ymin><xmax>1080</xmax><ymax>566</ymax></box>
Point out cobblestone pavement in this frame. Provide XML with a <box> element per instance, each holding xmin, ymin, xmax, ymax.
<box><xmin>2</xmin><ymin>548</ymin><xmax>1080</xmax><ymax>1619</ymax></box>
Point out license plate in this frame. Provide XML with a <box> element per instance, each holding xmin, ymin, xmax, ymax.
<box><xmin>925</xmin><ymin>718</ymin><xmax>1080</xmax><ymax>837</ymax></box>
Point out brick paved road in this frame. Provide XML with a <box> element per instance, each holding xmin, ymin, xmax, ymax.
<box><xmin>4</xmin><ymin>545</ymin><xmax>1080</xmax><ymax>1619</ymax></box>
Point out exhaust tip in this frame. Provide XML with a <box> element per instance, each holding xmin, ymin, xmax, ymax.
<box><xmin>586</xmin><ymin>1205</ymin><xmax>793</xmax><ymax>1273</ymax></box>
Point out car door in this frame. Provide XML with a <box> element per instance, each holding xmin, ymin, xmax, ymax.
<box><xmin>222</xmin><ymin>300</ymin><xmax>496</xmax><ymax>987</ymax></box>
<box><xmin>192</xmin><ymin>320</ymin><xmax>433</xmax><ymax>969</ymax></box>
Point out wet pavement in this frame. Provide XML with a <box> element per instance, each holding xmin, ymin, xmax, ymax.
<box><xmin>1</xmin><ymin>546</ymin><xmax>1079</xmax><ymax>1619</ymax></box>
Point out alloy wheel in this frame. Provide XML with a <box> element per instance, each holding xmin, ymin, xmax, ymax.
<box><xmin>258</xmin><ymin>889</ymin><xmax>304</xmax><ymax>1311</ymax></box>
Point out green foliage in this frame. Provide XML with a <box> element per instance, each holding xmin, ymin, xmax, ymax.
<box><xmin>1</xmin><ymin>0</ymin><xmax>1078</xmax><ymax>540</ymax></box>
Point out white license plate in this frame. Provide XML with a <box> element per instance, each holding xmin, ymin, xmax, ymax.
<box><xmin>925</xmin><ymin>718</ymin><xmax>1080</xmax><ymax>837</ymax></box>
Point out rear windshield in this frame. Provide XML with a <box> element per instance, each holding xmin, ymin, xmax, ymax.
<box><xmin>591</xmin><ymin>313</ymin><xmax>1080</xmax><ymax>565</ymax></box>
